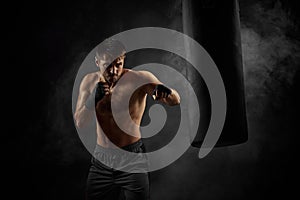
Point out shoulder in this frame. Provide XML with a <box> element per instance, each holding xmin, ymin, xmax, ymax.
<box><xmin>126</xmin><ymin>69</ymin><xmax>160</xmax><ymax>83</ymax></box>
<box><xmin>80</xmin><ymin>71</ymin><xmax>100</xmax><ymax>90</ymax></box>
<box><xmin>81</xmin><ymin>72</ymin><xmax>99</xmax><ymax>83</ymax></box>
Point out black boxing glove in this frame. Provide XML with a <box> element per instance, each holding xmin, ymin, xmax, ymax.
<box><xmin>152</xmin><ymin>84</ymin><xmax>172</xmax><ymax>100</ymax></box>
<box><xmin>85</xmin><ymin>82</ymin><xmax>105</xmax><ymax>110</ymax></box>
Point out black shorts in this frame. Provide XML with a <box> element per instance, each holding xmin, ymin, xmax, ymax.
<box><xmin>85</xmin><ymin>140</ymin><xmax>149</xmax><ymax>200</ymax></box>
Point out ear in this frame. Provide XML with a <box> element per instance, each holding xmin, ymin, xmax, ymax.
<box><xmin>95</xmin><ymin>56</ymin><xmax>99</xmax><ymax>66</ymax></box>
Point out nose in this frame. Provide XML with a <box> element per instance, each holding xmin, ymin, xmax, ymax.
<box><xmin>109</xmin><ymin>65</ymin><xmax>117</xmax><ymax>75</ymax></box>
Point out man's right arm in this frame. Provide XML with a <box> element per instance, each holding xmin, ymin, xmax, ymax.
<box><xmin>74</xmin><ymin>75</ymin><xmax>95</xmax><ymax>128</ymax></box>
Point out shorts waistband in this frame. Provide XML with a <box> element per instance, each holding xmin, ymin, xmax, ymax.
<box><xmin>92</xmin><ymin>139</ymin><xmax>148</xmax><ymax>172</ymax></box>
<box><xmin>121</xmin><ymin>139</ymin><xmax>143</xmax><ymax>152</ymax></box>
<box><xmin>94</xmin><ymin>139</ymin><xmax>144</xmax><ymax>154</ymax></box>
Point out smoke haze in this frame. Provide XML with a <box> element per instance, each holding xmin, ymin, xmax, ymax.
<box><xmin>11</xmin><ymin>0</ymin><xmax>299</xmax><ymax>199</ymax></box>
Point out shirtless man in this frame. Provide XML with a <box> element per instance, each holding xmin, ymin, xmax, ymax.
<box><xmin>74</xmin><ymin>38</ymin><xmax>180</xmax><ymax>200</ymax></box>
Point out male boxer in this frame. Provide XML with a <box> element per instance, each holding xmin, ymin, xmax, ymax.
<box><xmin>74</xmin><ymin>38</ymin><xmax>180</xmax><ymax>200</ymax></box>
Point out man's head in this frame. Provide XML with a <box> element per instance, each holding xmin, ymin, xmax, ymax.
<box><xmin>95</xmin><ymin>38</ymin><xmax>126</xmax><ymax>84</ymax></box>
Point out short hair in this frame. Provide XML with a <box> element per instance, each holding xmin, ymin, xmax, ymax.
<box><xmin>95</xmin><ymin>38</ymin><xmax>126</xmax><ymax>59</ymax></box>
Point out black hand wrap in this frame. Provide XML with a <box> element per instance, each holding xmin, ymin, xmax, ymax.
<box><xmin>85</xmin><ymin>82</ymin><xmax>105</xmax><ymax>110</ymax></box>
<box><xmin>153</xmin><ymin>84</ymin><xmax>172</xmax><ymax>99</ymax></box>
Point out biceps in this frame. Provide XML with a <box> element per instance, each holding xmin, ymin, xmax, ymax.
<box><xmin>139</xmin><ymin>71</ymin><xmax>163</xmax><ymax>95</ymax></box>
<box><xmin>75</xmin><ymin>91</ymin><xmax>90</xmax><ymax>111</ymax></box>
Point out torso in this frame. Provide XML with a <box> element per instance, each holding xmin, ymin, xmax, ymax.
<box><xmin>90</xmin><ymin>69</ymin><xmax>148</xmax><ymax>148</ymax></box>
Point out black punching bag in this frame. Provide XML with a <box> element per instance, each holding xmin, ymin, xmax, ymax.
<box><xmin>182</xmin><ymin>0</ymin><xmax>248</xmax><ymax>147</ymax></box>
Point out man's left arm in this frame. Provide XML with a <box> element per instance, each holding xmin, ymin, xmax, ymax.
<box><xmin>140</xmin><ymin>71</ymin><xmax>180</xmax><ymax>106</ymax></box>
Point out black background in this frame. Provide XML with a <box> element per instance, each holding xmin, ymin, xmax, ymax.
<box><xmin>5</xmin><ymin>0</ymin><xmax>299</xmax><ymax>199</ymax></box>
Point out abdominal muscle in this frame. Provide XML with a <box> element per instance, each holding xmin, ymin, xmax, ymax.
<box><xmin>96</xmin><ymin>115</ymin><xmax>142</xmax><ymax>148</ymax></box>
<box><xmin>95</xmin><ymin>92</ymin><xmax>147</xmax><ymax>148</ymax></box>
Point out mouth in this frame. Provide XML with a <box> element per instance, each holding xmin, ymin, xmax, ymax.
<box><xmin>108</xmin><ymin>75</ymin><xmax>118</xmax><ymax>81</ymax></box>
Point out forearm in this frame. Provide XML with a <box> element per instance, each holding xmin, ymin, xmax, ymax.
<box><xmin>158</xmin><ymin>88</ymin><xmax>180</xmax><ymax>106</ymax></box>
<box><xmin>164</xmin><ymin>89</ymin><xmax>180</xmax><ymax>106</ymax></box>
<box><xmin>152</xmin><ymin>84</ymin><xmax>180</xmax><ymax>106</ymax></box>
<box><xmin>74</xmin><ymin>106</ymin><xmax>93</xmax><ymax>128</ymax></box>
<box><xmin>74</xmin><ymin>82</ymin><xmax>105</xmax><ymax>128</ymax></box>
<box><xmin>85</xmin><ymin>82</ymin><xmax>106</xmax><ymax>110</ymax></box>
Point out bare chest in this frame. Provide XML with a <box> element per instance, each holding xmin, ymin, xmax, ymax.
<box><xmin>96</xmin><ymin>83</ymin><xmax>146</xmax><ymax>119</ymax></box>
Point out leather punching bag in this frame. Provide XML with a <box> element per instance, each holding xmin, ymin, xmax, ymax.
<box><xmin>182</xmin><ymin>0</ymin><xmax>248</xmax><ymax>147</ymax></box>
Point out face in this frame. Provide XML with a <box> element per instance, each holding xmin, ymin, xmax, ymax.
<box><xmin>96</xmin><ymin>54</ymin><xmax>125</xmax><ymax>84</ymax></box>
